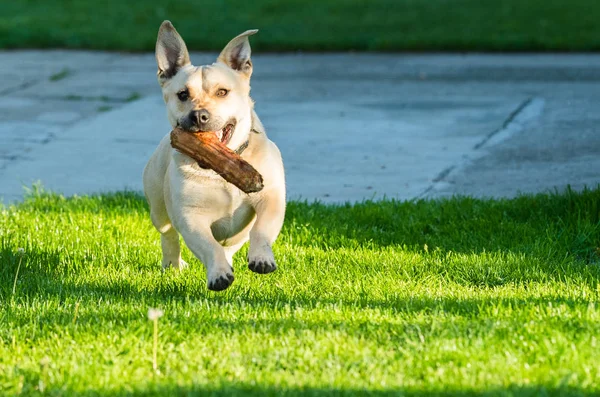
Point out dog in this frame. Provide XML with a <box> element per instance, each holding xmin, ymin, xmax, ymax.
<box><xmin>143</xmin><ymin>21</ymin><xmax>286</xmax><ymax>291</ymax></box>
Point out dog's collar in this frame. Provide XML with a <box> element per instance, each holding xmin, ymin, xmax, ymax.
<box><xmin>234</xmin><ymin>128</ymin><xmax>261</xmax><ymax>155</ymax></box>
<box><xmin>234</xmin><ymin>140</ymin><xmax>249</xmax><ymax>155</ymax></box>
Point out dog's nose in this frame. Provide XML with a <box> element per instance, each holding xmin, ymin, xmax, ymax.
<box><xmin>192</xmin><ymin>109</ymin><xmax>210</xmax><ymax>125</ymax></box>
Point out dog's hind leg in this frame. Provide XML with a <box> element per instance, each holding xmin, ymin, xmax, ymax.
<box><xmin>148</xmin><ymin>207</ymin><xmax>188</xmax><ymax>271</ymax></box>
<box><xmin>143</xmin><ymin>140</ymin><xmax>188</xmax><ymax>271</ymax></box>
<box><xmin>160</xmin><ymin>227</ymin><xmax>188</xmax><ymax>271</ymax></box>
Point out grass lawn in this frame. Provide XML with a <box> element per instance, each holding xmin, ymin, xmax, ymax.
<box><xmin>1</xmin><ymin>0</ymin><xmax>599</xmax><ymax>52</ymax></box>
<box><xmin>1</xmin><ymin>187</ymin><xmax>600</xmax><ymax>396</ymax></box>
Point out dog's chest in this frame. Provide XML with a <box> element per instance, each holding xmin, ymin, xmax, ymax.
<box><xmin>198</xmin><ymin>185</ymin><xmax>255</xmax><ymax>244</ymax></box>
<box><xmin>211</xmin><ymin>199</ymin><xmax>255</xmax><ymax>244</ymax></box>
<box><xmin>172</xmin><ymin>157</ymin><xmax>256</xmax><ymax>242</ymax></box>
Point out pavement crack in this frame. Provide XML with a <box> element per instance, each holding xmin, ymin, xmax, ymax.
<box><xmin>474</xmin><ymin>97</ymin><xmax>533</xmax><ymax>150</ymax></box>
<box><xmin>416</xmin><ymin>96</ymin><xmax>545</xmax><ymax>200</ymax></box>
<box><xmin>432</xmin><ymin>165</ymin><xmax>456</xmax><ymax>183</ymax></box>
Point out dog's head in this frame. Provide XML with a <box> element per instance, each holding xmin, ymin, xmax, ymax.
<box><xmin>155</xmin><ymin>21</ymin><xmax>257</xmax><ymax>150</ymax></box>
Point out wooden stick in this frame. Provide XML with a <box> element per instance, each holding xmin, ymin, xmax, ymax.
<box><xmin>170</xmin><ymin>128</ymin><xmax>264</xmax><ymax>193</ymax></box>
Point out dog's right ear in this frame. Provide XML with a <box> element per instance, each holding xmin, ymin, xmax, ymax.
<box><xmin>155</xmin><ymin>21</ymin><xmax>191</xmax><ymax>85</ymax></box>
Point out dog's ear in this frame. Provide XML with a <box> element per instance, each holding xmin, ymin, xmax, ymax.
<box><xmin>155</xmin><ymin>21</ymin><xmax>191</xmax><ymax>84</ymax></box>
<box><xmin>217</xmin><ymin>30</ymin><xmax>258</xmax><ymax>78</ymax></box>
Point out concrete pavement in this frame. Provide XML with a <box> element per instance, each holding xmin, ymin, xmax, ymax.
<box><xmin>0</xmin><ymin>51</ymin><xmax>599</xmax><ymax>203</ymax></box>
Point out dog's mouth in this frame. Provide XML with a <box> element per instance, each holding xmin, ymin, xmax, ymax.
<box><xmin>215</xmin><ymin>122</ymin><xmax>235</xmax><ymax>144</ymax></box>
<box><xmin>177</xmin><ymin>118</ymin><xmax>236</xmax><ymax>144</ymax></box>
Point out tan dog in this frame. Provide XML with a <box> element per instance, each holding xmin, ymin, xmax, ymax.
<box><xmin>143</xmin><ymin>21</ymin><xmax>286</xmax><ymax>291</ymax></box>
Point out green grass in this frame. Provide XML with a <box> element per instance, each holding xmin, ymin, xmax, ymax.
<box><xmin>1</xmin><ymin>187</ymin><xmax>600</xmax><ymax>396</ymax></box>
<box><xmin>1</xmin><ymin>0</ymin><xmax>599</xmax><ymax>52</ymax></box>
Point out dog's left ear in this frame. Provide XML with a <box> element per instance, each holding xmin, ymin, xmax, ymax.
<box><xmin>217</xmin><ymin>30</ymin><xmax>258</xmax><ymax>78</ymax></box>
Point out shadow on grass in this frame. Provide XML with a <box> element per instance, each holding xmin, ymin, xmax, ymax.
<box><xmin>25</xmin><ymin>383</ymin><xmax>592</xmax><ymax>396</ymax></box>
<box><xmin>12</xmin><ymin>186</ymin><xmax>600</xmax><ymax>258</ymax></box>
<box><xmin>283</xmin><ymin>186</ymin><xmax>600</xmax><ymax>260</ymax></box>
<box><xmin>5</xmin><ymin>359</ymin><xmax>591</xmax><ymax>395</ymax></box>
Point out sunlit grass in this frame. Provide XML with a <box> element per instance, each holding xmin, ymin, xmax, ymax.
<box><xmin>1</xmin><ymin>187</ymin><xmax>599</xmax><ymax>395</ymax></box>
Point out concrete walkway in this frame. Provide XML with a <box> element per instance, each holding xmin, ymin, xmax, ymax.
<box><xmin>1</xmin><ymin>51</ymin><xmax>599</xmax><ymax>204</ymax></box>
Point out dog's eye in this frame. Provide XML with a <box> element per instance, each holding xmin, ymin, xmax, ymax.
<box><xmin>177</xmin><ymin>90</ymin><xmax>189</xmax><ymax>101</ymax></box>
<box><xmin>216</xmin><ymin>88</ymin><xmax>229</xmax><ymax>98</ymax></box>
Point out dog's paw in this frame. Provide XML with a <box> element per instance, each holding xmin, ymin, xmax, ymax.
<box><xmin>248</xmin><ymin>257</ymin><xmax>277</xmax><ymax>274</ymax></box>
<box><xmin>207</xmin><ymin>267</ymin><xmax>235</xmax><ymax>291</ymax></box>
<box><xmin>248</xmin><ymin>244</ymin><xmax>277</xmax><ymax>274</ymax></box>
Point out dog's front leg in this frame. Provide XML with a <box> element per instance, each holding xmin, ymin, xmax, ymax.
<box><xmin>248</xmin><ymin>193</ymin><xmax>286</xmax><ymax>274</ymax></box>
<box><xmin>178</xmin><ymin>221</ymin><xmax>234</xmax><ymax>291</ymax></box>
